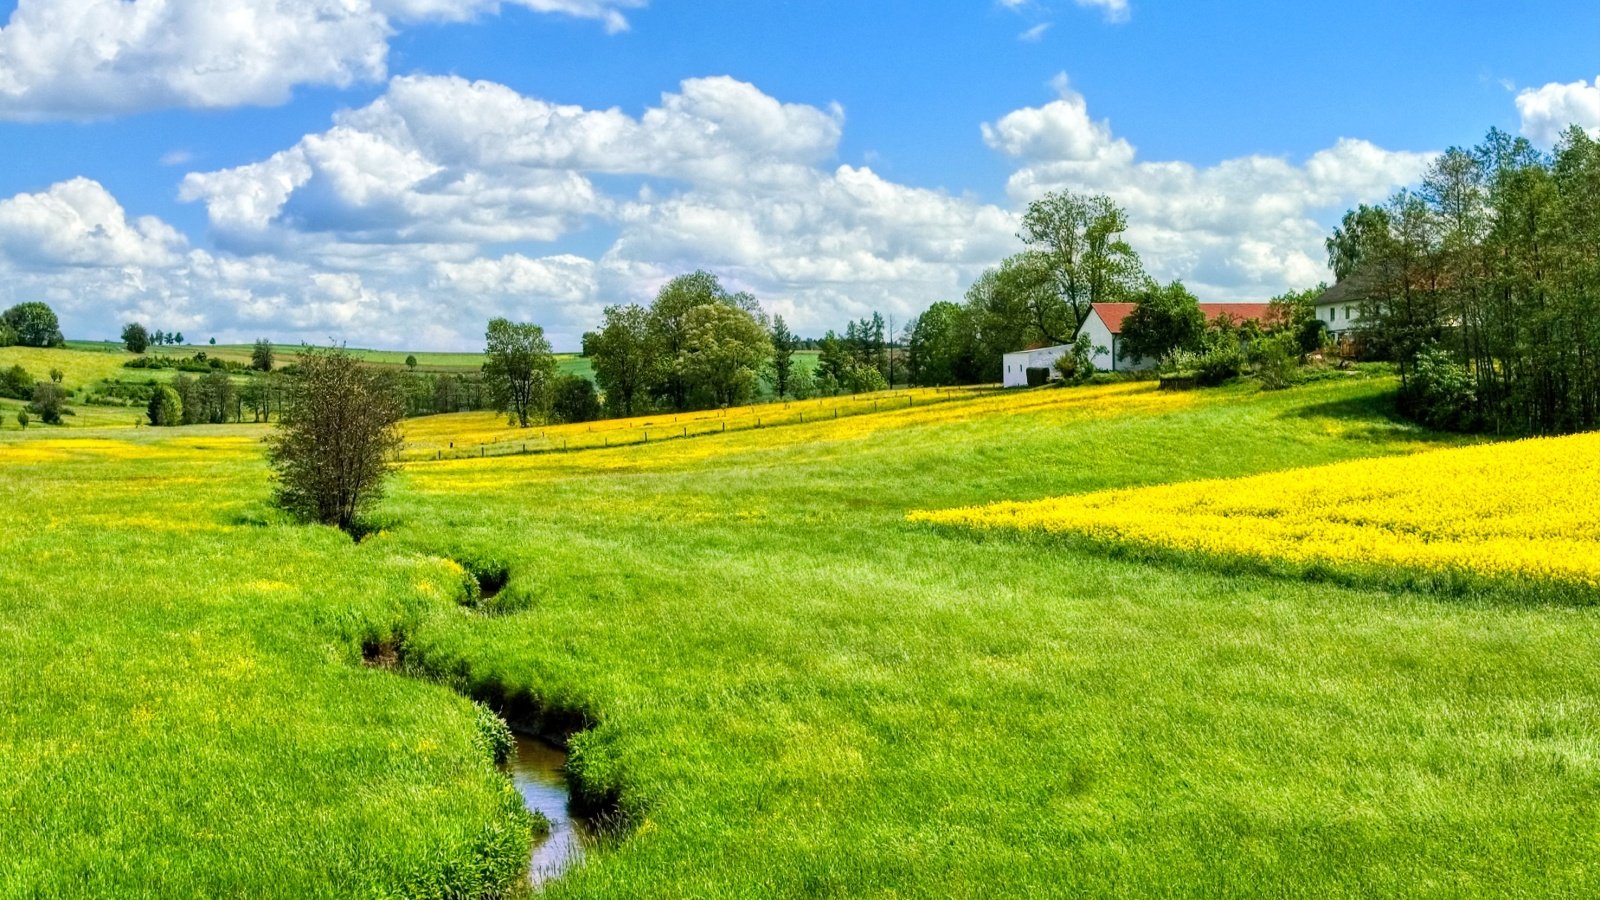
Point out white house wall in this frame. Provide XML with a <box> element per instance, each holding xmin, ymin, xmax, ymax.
<box><xmin>1080</xmin><ymin>312</ymin><xmax>1117</xmax><ymax>372</ymax></box>
<box><xmin>1003</xmin><ymin>346</ymin><xmax>1072</xmax><ymax>386</ymax></box>
<box><xmin>1317</xmin><ymin>301</ymin><xmax>1365</xmax><ymax>336</ymax></box>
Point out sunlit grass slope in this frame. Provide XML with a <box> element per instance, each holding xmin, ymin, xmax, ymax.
<box><xmin>382</xmin><ymin>374</ymin><xmax>1600</xmax><ymax>897</ymax></box>
<box><xmin>0</xmin><ymin>344</ymin><xmax>138</xmax><ymax>390</ymax></box>
<box><xmin>0</xmin><ymin>435</ymin><xmax>530</xmax><ymax>896</ymax></box>
<box><xmin>8</xmin><ymin>371</ymin><xmax>1600</xmax><ymax>896</ymax></box>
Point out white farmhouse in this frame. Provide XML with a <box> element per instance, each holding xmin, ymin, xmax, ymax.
<box><xmin>1076</xmin><ymin>302</ymin><xmax>1278</xmax><ymax>372</ymax></box>
<box><xmin>1312</xmin><ymin>277</ymin><xmax>1370</xmax><ymax>339</ymax></box>
<box><xmin>1002</xmin><ymin>344</ymin><xmax>1073</xmax><ymax>387</ymax></box>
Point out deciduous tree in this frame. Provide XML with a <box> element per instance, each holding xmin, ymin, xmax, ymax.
<box><xmin>483</xmin><ymin>318</ymin><xmax>556</xmax><ymax>428</ymax></box>
<box><xmin>121</xmin><ymin>323</ymin><xmax>150</xmax><ymax>354</ymax></box>
<box><xmin>588</xmin><ymin>305</ymin><xmax>655</xmax><ymax>417</ymax></box>
<box><xmin>1118</xmin><ymin>281</ymin><xmax>1205</xmax><ymax>364</ymax></box>
<box><xmin>267</xmin><ymin>347</ymin><xmax>405</xmax><ymax>533</ymax></box>
<box><xmin>2</xmin><ymin>302</ymin><xmax>63</xmax><ymax>348</ymax></box>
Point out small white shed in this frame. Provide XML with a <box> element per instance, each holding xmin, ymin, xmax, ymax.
<box><xmin>1002</xmin><ymin>345</ymin><xmax>1071</xmax><ymax>387</ymax></box>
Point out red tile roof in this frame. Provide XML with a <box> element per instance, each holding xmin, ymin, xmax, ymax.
<box><xmin>1089</xmin><ymin>302</ymin><xmax>1279</xmax><ymax>335</ymax></box>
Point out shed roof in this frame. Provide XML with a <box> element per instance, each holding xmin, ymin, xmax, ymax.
<box><xmin>1088</xmin><ymin>302</ymin><xmax>1278</xmax><ymax>335</ymax></box>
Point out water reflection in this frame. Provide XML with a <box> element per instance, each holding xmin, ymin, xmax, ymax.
<box><xmin>504</xmin><ymin>733</ymin><xmax>591</xmax><ymax>885</ymax></box>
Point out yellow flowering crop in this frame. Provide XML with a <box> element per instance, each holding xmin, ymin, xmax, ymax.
<box><xmin>912</xmin><ymin>432</ymin><xmax>1600</xmax><ymax>591</ymax></box>
<box><xmin>400</xmin><ymin>385</ymin><xmax>997</xmax><ymax>457</ymax></box>
<box><xmin>408</xmin><ymin>382</ymin><xmax>1196</xmax><ymax>492</ymax></box>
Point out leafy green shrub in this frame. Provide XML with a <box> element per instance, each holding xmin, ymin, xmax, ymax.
<box><xmin>0</xmin><ymin>365</ymin><xmax>32</xmax><ymax>400</ymax></box>
<box><xmin>1297</xmin><ymin>317</ymin><xmax>1330</xmax><ymax>355</ymax></box>
<box><xmin>1194</xmin><ymin>343</ymin><xmax>1246</xmax><ymax>386</ymax></box>
<box><xmin>15</xmin><ymin>410</ymin><xmax>28</xmax><ymax>429</ymax></box>
<box><xmin>1403</xmin><ymin>345</ymin><xmax>1479</xmax><ymax>431</ymax></box>
<box><xmin>550</xmin><ymin>374</ymin><xmax>601</xmax><ymax>424</ymax></box>
<box><xmin>28</xmin><ymin>383</ymin><xmax>67</xmax><ymax>425</ymax></box>
<box><xmin>787</xmin><ymin>368</ymin><xmax>816</xmax><ymax>400</ymax></box>
<box><xmin>1252</xmin><ymin>332</ymin><xmax>1299</xmax><ymax>390</ymax></box>
<box><xmin>121</xmin><ymin>323</ymin><xmax>150</xmax><ymax>354</ymax></box>
<box><xmin>1052</xmin><ymin>334</ymin><xmax>1103</xmax><ymax>385</ymax></box>
<box><xmin>147</xmin><ymin>385</ymin><xmax>183</xmax><ymax>427</ymax></box>
<box><xmin>845</xmin><ymin>363</ymin><xmax>888</xmax><ymax>394</ymax></box>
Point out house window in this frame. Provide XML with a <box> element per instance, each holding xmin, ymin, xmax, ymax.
<box><xmin>1345</xmin><ymin>306</ymin><xmax>1353</xmax><ymax>321</ymax></box>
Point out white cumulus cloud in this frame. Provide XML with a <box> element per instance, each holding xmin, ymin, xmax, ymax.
<box><xmin>1516</xmin><ymin>76</ymin><xmax>1600</xmax><ymax>145</ymax></box>
<box><xmin>984</xmin><ymin>74</ymin><xmax>1434</xmax><ymax>297</ymax></box>
<box><xmin>1</xmin><ymin>72</ymin><xmax>1444</xmax><ymax>349</ymax></box>
<box><xmin>0</xmin><ymin>0</ymin><xmax>645</xmax><ymax>119</ymax></box>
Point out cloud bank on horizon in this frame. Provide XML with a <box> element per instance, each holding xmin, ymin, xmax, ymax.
<box><xmin>0</xmin><ymin>0</ymin><xmax>1596</xmax><ymax>350</ymax></box>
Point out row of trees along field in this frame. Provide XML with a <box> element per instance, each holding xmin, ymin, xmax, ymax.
<box><xmin>1332</xmin><ymin>126</ymin><xmax>1600</xmax><ymax>434</ymax></box>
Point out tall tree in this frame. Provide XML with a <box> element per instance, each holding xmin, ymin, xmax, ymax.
<box><xmin>251</xmin><ymin>339</ymin><xmax>275</xmax><ymax>373</ymax></box>
<box><xmin>268</xmin><ymin>347</ymin><xmax>405</xmax><ymax>533</ymax></box>
<box><xmin>646</xmin><ymin>271</ymin><xmax>764</xmax><ymax>410</ymax></box>
<box><xmin>588</xmin><ymin>304</ymin><xmax>656</xmax><ymax>417</ymax></box>
<box><xmin>1018</xmin><ymin>191</ymin><xmax>1144</xmax><ymax>330</ymax></box>
<box><xmin>815</xmin><ymin>331</ymin><xmax>851</xmax><ymax>388</ymax></box>
<box><xmin>768</xmin><ymin>315</ymin><xmax>797</xmax><ymax>399</ymax></box>
<box><xmin>677</xmin><ymin>303</ymin><xmax>773</xmax><ymax>408</ymax></box>
<box><xmin>1330</xmin><ymin>126</ymin><xmax>1600</xmax><ymax>433</ymax></box>
<box><xmin>3</xmin><ymin>302</ymin><xmax>64</xmax><ymax>348</ymax></box>
<box><xmin>483</xmin><ymin>318</ymin><xmax>557</xmax><ymax>428</ymax></box>
<box><xmin>906</xmin><ymin>301</ymin><xmax>979</xmax><ymax>386</ymax></box>
<box><xmin>121</xmin><ymin>323</ymin><xmax>150</xmax><ymax>354</ymax></box>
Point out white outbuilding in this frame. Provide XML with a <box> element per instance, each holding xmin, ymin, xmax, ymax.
<box><xmin>1001</xmin><ymin>345</ymin><xmax>1073</xmax><ymax>387</ymax></box>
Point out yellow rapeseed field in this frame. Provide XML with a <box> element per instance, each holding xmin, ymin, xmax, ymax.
<box><xmin>911</xmin><ymin>431</ymin><xmax>1600</xmax><ymax>590</ymax></box>
<box><xmin>407</xmin><ymin>381</ymin><xmax>1199</xmax><ymax>491</ymax></box>
<box><xmin>400</xmin><ymin>385</ymin><xmax>996</xmax><ymax>456</ymax></box>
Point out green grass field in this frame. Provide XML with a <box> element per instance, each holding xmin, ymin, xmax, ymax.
<box><xmin>5</xmin><ymin>367</ymin><xmax>1598</xmax><ymax>896</ymax></box>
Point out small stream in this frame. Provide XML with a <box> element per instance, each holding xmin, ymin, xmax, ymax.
<box><xmin>504</xmin><ymin>732</ymin><xmax>592</xmax><ymax>886</ymax></box>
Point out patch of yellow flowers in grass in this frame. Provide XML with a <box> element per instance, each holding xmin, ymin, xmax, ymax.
<box><xmin>911</xmin><ymin>431</ymin><xmax>1600</xmax><ymax>592</ymax></box>
<box><xmin>408</xmin><ymin>382</ymin><xmax>1196</xmax><ymax>492</ymax></box>
<box><xmin>401</xmin><ymin>385</ymin><xmax>997</xmax><ymax>456</ymax></box>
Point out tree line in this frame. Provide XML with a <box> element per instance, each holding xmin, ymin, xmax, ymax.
<box><xmin>1330</xmin><ymin>126</ymin><xmax>1600</xmax><ymax>434</ymax></box>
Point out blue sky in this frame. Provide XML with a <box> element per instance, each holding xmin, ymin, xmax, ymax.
<box><xmin>0</xmin><ymin>0</ymin><xmax>1596</xmax><ymax>349</ymax></box>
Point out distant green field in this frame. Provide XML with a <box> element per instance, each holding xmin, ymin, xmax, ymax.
<box><xmin>10</xmin><ymin>372</ymin><xmax>1597</xmax><ymax>896</ymax></box>
<box><xmin>68</xmin><ymin>340</ymin><xmax>497</xmax><ymax>373</ymax></box>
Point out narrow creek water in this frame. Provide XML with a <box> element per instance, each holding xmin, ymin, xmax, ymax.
<box><xmin>504</xmin><ymin>732</ymin><xmax>592</xmax><ymax>886</ymax></box>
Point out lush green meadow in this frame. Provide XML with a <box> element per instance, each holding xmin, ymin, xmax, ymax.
<box><xmin>5</xmin><ymin>366</ymin><xmax>1599</xmax><ymax>896</ymax></box>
